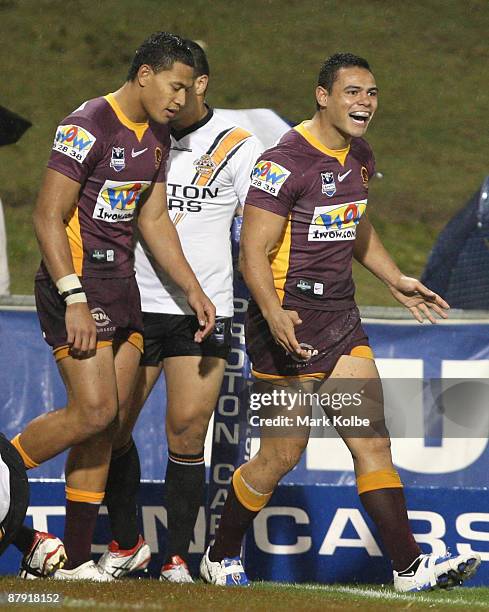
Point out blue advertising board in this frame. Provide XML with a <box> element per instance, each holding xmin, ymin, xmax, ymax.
<box><xmin>1</xmin><ymin>296</ymin><xmax>489</xmax><ymax>581</ymax></box>
<box><xmin>0</xmin><ymin>481</ymin><xmax>487</xmax><ymax>585</ymax></box>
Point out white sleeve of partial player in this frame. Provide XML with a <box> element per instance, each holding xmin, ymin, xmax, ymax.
<box><xmin>0</xmin><ymin>453</ymin><xmax>10</xmax><ymax>525</ymax></box>
<box><xmin>0</xmin><ymin>198</ymin><xmax>10</xmax><ymax>296</ymax></box>
<box><xmin>228</xmin><ymin>136</ymin><xmax>265</xmax><ymax>206</ymax></box>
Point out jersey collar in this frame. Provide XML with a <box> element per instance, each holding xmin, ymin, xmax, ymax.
<box><xmin>294</xmin><ymin>122</ymin><xmax>350</xmax><ymax>166</ymax></box>
<box><xmin>170</xmin><ymin>106</ymin><xmax>214</xmax><ymax>141</ymax></box>
<box><xmin>104</xmin><ymin>93</ymin><xmax>149</xmax><ymax>142</ymax></box>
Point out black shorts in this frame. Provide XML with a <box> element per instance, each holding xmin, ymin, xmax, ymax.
<box><xmin>35</xmin><ymin>276</ymin><xmax>144</xmax><ymax>360</ymax></box>
<box><xmin>141</xmin><ymin>312</ymin><xmax>232</xmax><ymax>366</ymax></box>
<box><xmin>246</xmin><ymin>301</ymin><xmax>372</xmax><ymax>380</ymax></box>
<box><xmin>0</xmin><ymin>434</ymin><xmax>29</xmax><ymax>557</ymax></box>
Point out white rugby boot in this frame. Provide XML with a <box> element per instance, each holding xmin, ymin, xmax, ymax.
<box><xmin>97</xmin><ymin>535</ymin><xmax>151</xmax><ymax>579</ymax></box>
<box><xmin>394</xmin><ymin>551</ymin><xmax>481</xmax><ymax>592</ymax></box>
<box><xmin>19</xmin><ymin>531</ymin><xmax>67</xmax><ymax>579</ymax></box>
<box><xmin>200</xmin><ymin>546</ymin><xmax>249</xmax><ymax>587</ymax></box>
<box><xmin>53</xmin><ymin>559</ymin><xmax>113</xmax><ymax>581</ymax></box>
<box><xmin>160</xmin><ymin>555</ymin><xmax>194</xmax><ymax>583</ymax></box>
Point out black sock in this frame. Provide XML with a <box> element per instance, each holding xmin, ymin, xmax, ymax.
<box><xmin>164</xmin><ymin>449</ymin><xmax>205</xmax><ymax>563</ymax></box>
<box><xmin>209</xmin><ymin>485</ymin><xmax>258</xmax><ymax>562</ymax></box>
<box><xmin>104</xmin><ymin>438</ymin><xmax>141</xmax><ymax>550</ymax></box>
<box><xmin>13</xmin><ymin>525</ymin><xmax>36</xmax><ymax>554</ymax></box>
<box><xmin>360</xmin><ymin>487</ymin><xmax>421</xmax><ymax>571</ymax></box>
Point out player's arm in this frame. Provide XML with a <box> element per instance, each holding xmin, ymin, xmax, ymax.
<box><xmin>137</xmin><ymin>181</ymin><xmax>215</xmax><ymax>341</ymax></box>
<box><xmin>353</xmin><ymin>215</ymin><xmax>449</xmax><ymax>322</ymax></box>
<box><xmin>33</xmin><ymin>168</ymin><xmax>96</xmax><ymax>355</ymax></box>
<box><xmin>240</xmin><ymin>204</ymin><xmax>309</xmax><ymax>357</ymax></box>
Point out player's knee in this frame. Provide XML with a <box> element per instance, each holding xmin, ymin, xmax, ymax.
<box><xmin>264</xmin><ymin>444</ymin><xmax>305</xmax><ymax>478</ymax></box>
<box><xmin>167</xmin><ymin>416</ymin><xmax>208</xmax><ymax>452</ymax></box>
<box><xmin>71</xmin><ymin>398</ymin><xmax>118</xmax><ymax>437</ymax></box>
<box><xmin>167</xmin><ymin>429</ymin><xmax>206</xmax><ymax>455</ymax></box>
<box><xmin>275</xmin><ymin>452</ymin><xmax>301</xmax><ymax>477</ymax></box>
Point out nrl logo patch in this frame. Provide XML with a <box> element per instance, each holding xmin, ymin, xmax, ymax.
<box><xmin>194</xmin><ymin>153</ymin><xmax>216</xmax><ymax>177</ymax></box>
<box><xmin>110</xmin><ymin>147</ymin><xmax>125</xmax><ymax>172</ymax></box>
<box><xmin>321</xmin><ymin>171</ymin><xmax>336</xmax><ymax>197</ymax></box>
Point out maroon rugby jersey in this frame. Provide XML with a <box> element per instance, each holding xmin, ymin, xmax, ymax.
<box><xmin>246</xmin><ymin>123</ymin><xmax>375</xmax><ymax>311</ymax></box>
<box><xmin>37</xmin><ymin>93</ymin><xmax>170</xmax><ymax>279</ymax></box>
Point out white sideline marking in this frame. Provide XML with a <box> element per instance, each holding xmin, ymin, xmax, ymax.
<box><xmin>65</xmin><ymin>600</ymin><xmax>162</xmax><ymax>610</ymax></box>
<box><xmin>64</xmin><ymin>584</ymin><xmax>486</xmax><ymax>610</ymax></box>
<box><xmin>275</xmin><ymin>583</ymin><xmax>486</xmax><ymax>607</ymax></box>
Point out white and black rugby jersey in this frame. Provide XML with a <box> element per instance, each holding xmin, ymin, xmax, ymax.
<box><xmin>135</xmin><ymin>108</ymin><xmax>263</xmax><ymax>316</ymax></box>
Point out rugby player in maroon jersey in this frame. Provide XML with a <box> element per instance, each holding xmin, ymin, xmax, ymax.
<box><xmin>200</xmin><ymin>53</ymin><xmax>480</xmax><ymax>592</ymax></box>
<box><xmin>11</xmin><ymin>32</ymin><xmax>215</xmax><ymax>580</ymax></box>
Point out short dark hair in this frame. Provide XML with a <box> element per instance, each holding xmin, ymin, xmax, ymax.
<box><xmin>185</xmin><ymin>40</ymin><xmax>210</xmax><ymax>77</ymax></box>
<box><xmin>317</xmin><ymin>53</ymin><xmax>371</xmax><ymax>93</ymax></box>
<box><xmin>127</xmin><ymin>32</ymin><xmax>194</xmax><ymax>81</ymax></box>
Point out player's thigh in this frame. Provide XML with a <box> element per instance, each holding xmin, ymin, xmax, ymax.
<box><xmin>113</xmin><ymin>340</ymin><xmax>144</xmax><ymax>416</ymax></box>
<box><xmin>326</xmin><ymin>355</ymin><xmax>390</xmax><ymax>459</ymax></box>
<box><xmin>163</xmin><ymin>355</ymin><xmax>226</xmax><ymax>436</ymax></box>
<box><xmin>251</xmin><ymin>377</ymin><xmax>313</xmax><ymax>472</ymax></box>
<box><xmin>330</xmin><ymin>354</ymin><xmax>379</xmax><ymax>380</ymax></box>
<box><xmin>115</xmin><ymin>363</ymin><xmax>163</xmax><ymax>447</ymax></box>
<box><xmin>58</xmin><ymin>345</ymin><xmax>118</xmax><ymax>421</ymax></box>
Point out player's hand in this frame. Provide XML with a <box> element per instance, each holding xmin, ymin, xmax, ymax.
<box><xmin>265</xmin><ymin>308</ymin><xmax>311</xmax><ymax>359</ymax></box>
<box><xmin>186</xmin><ymin>286</ymin><xmax>216</xmax><ymax>342</ymax></box>
<box><xmin>65</xmin><ymin>302</ymin><xmax>97</xmax><ymax>357</ymax></box>
<box><xmin>389</xmin><ymin>275</ymin><xmax>450</xmax><ymax>324</ymax></box>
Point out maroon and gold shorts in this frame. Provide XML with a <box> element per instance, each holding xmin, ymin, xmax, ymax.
<box><xmin>245</xmin><ymin>301</ymin><xmax>373</xmax><ymax>381</ymax></box>
<box><xmin>35</xmin><ymin>275</ymin><xmax>144</xmax><ymax>361</ymax></box>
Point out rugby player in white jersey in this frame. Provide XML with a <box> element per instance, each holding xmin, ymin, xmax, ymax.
<box><xmin>97</xmin><ymin>41</ymin><xmax>263</xmax><ymax>581</ymax></box>
<box><xmin>0</xmin><ymin>434</ymin><xmax>66</xmax><ymax>577</ymax></box>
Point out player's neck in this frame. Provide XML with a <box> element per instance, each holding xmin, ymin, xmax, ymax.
<box><xmin>306</xmin><ymin>114</ymin><xmax>351</xmax><ymax>150</ymax></box>
<box><xmin>171</xmin><ymin>101</ymin><xmax>209</xmax><ymax>131</ymax></box>
<box><xmin>111</xmin><ymin>83</ymin><xmax>149</xmax><ymax>124</ymax></box>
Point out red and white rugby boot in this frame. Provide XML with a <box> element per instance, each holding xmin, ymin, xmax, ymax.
<box><xmin>97</xmin><ymin>534</ymin><xmax>151</xmax><ymax>579</ymax></box>
<box><xmin>160</xmin><ymin>555</ymin><xmax>194</xmax><ymax>583</ymax></box>
<box><xmin>18</xmin><ymin>531</ymin><xmax>67</xmax><ymax>579</ymax></box>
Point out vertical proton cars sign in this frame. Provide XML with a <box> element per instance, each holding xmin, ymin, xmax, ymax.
<box><xmin>206</xmin><ymin>216</ymin><xmax>252</xmax><ymax>547</ymax></box>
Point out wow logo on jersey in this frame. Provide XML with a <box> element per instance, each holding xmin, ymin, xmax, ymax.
<box><xmin>93</xmin><ymin>180</ymin><xmax>151</xmax><ymax>223</ymax></box>
<box><xmin>251</xmin><ymin>160</ymin><xmax>291</xmax><ymax>197</ymax></box>
<box><xmin>53</xmin><ymin>124</ymin><xmax>96</xmax><ymax>163</ymax></box>
<box><xmin>308</xmin><ymin>200</ymin><xmax>367</xmax><ymax>241</ymax></box>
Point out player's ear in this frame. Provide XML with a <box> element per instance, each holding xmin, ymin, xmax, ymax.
<box><xmin>195</xmin><ymin>74</ymin><xmax>208</xmax><ymax>96</ymax></box>
<box><xmin>137</xmin><ymin>64</ymin><xmax>153</xmax><ymax>87</ymax></box>
<box><xmin>316</xmin><ymin>85</ymin><xmax>328</xmax><ymax>110</ymax></box>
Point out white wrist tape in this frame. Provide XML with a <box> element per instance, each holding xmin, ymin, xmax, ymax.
<box><xmin>56</xmin><ymin>273</ymin><xmax>82</xmax><ymax>294</ymax></box>
<box><xmin>56</xmin><ymin>274</ymin><xmax>86</xmax><ymax>305</ymax></box>
<box><xmin>65</xmin><ymin>292</ymin><xmax>87</xmax><ymax>306</ymax></box>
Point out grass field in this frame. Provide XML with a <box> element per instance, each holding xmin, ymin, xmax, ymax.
<box><xmin>1</xmin><ymin>0</ymin><xmax>489</xmax><ymax>302</ymax></box>
<box><xmin>0</xmin><ymin>578</ymin><xmax>489</xmax><ymax>612</ymax></box>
